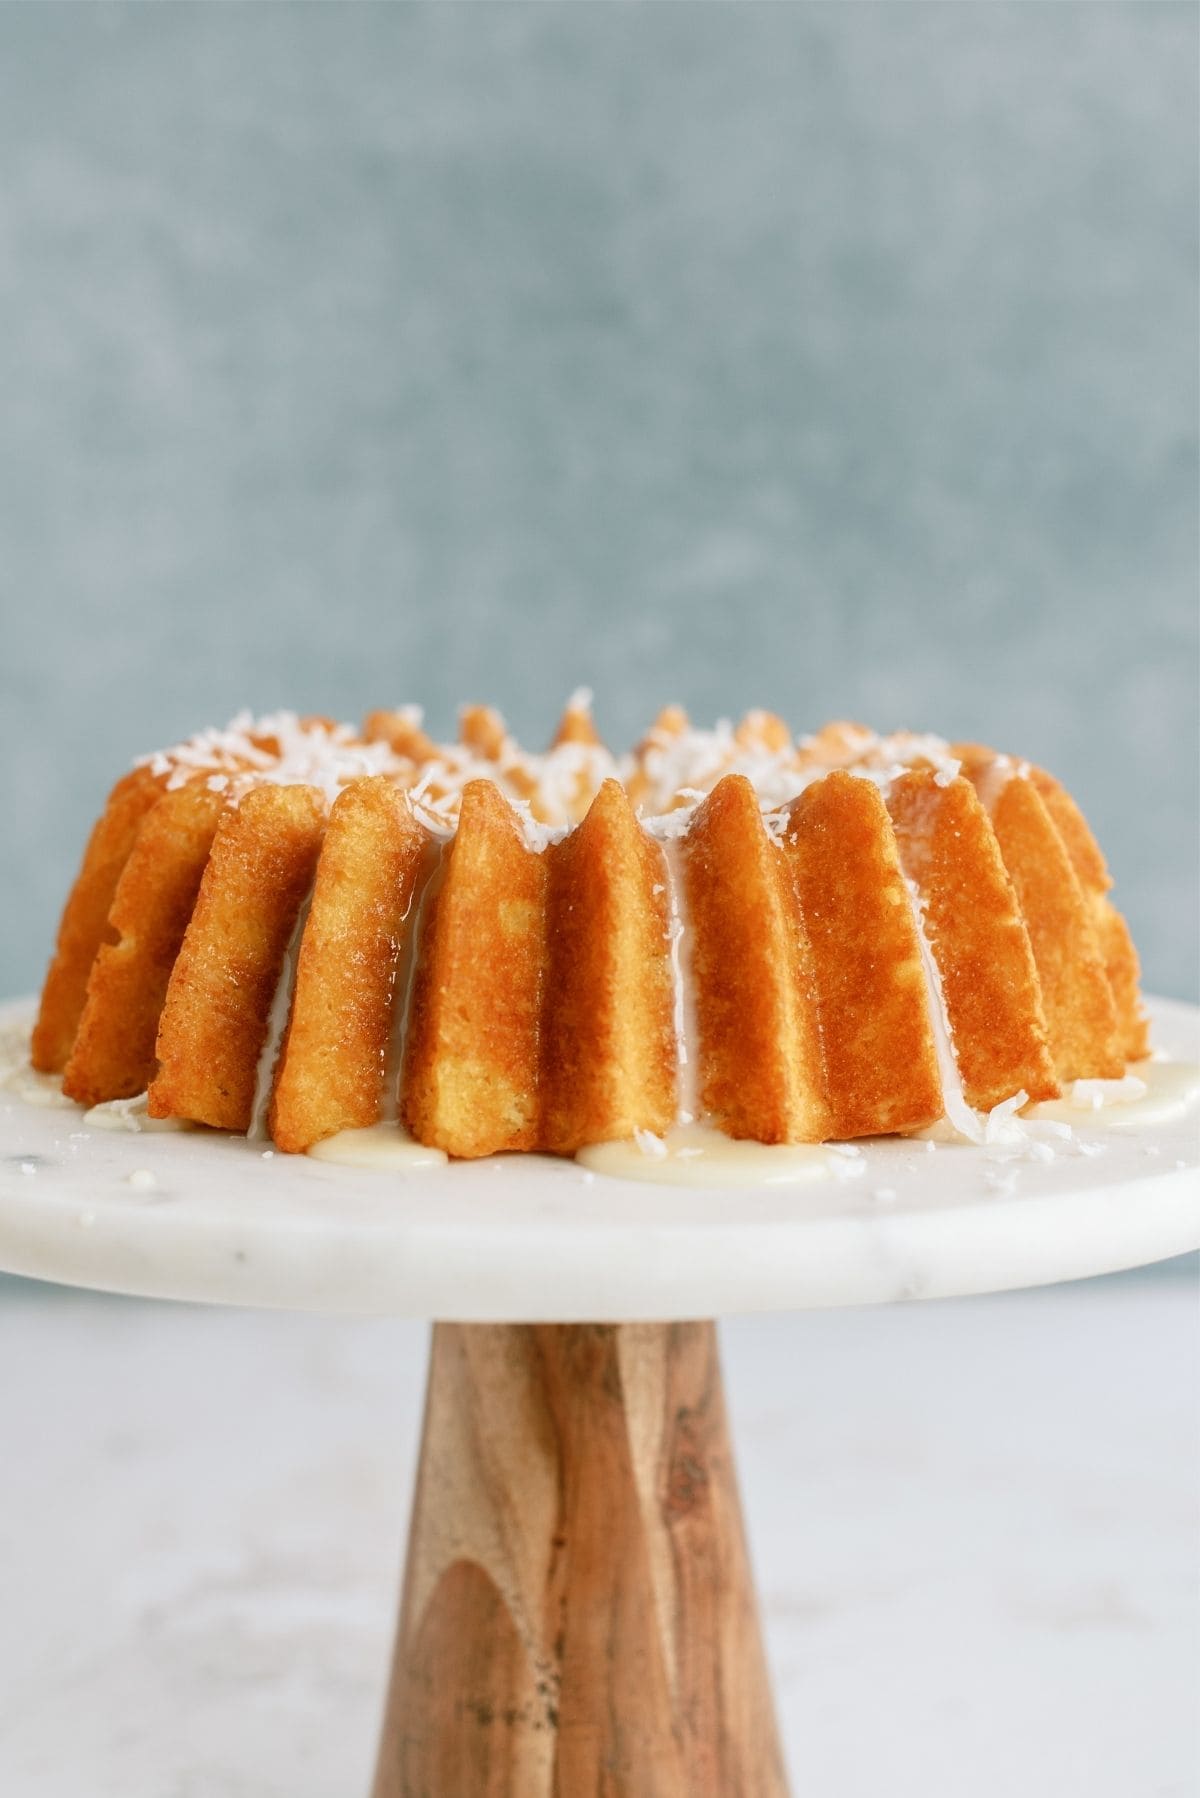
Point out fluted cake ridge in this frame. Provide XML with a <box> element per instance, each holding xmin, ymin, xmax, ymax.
<box><xmin>30</xmin><ymin>699</ymin><xmax>1149</xmax><ymax>1160</ymax></box>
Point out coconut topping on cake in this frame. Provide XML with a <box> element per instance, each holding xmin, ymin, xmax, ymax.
<box><xmin>140</xmin><ymin>711</ymin><xmax>404</xmax><ymax>806</ymax></box>
<box><xmin>32</xmin><ymin>697</ymin><xmax>1155</xmax><ymax>1169</ymax></box>
<box><xmin>135</xmin><ymin>704</ymin><xmax>976</xmax><ymax>847</ymax></box>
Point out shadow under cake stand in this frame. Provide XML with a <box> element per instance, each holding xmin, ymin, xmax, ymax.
<box><xmin>1</xmin><ymin>994</ymin><xmax>1198</xmax><ymax>1797</ymax></box>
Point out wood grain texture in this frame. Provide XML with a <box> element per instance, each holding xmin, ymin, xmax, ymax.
<box><xmin>373</xmin><ymin>1321</ymin><xmax>788</xmax><ymax>1798</ymax></box>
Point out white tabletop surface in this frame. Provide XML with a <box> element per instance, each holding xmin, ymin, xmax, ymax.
<box><xmin>0</xmin><ymin>1272</ymin><xmax>1195</xmax><ymax>1797</ymax></box>
<box><xmin>2</xmin><ymin>995</ymin><xmax>1197</xmax><ymax>1319</ymax></box>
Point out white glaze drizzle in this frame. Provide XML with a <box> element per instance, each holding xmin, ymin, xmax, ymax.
<box><xmin>897</xmin><ymin>884</ymin><xmax>1076</xmax><ymax>1154</ymax></box>
<box><xmin>63</xmin><ymin>704</ymin><xmax>1174</xmax><ymax>1178</ymax></box>
<box><xmin>248</xmin><ymin>889</ymin><xmax>313</xmax><ymax>1140</ymax></box>
<box><xmin>381</xmin><ymin>836</ymin><xmax>445</xmax><ymax>1123</ymax></box>
<box><xmin>656</xmin><ymin>835</ymin><xmax>701</xmax><ymax>1125</ymax></box>
<box><xmin>902</xmin><ymin>876</ymin><xmax>985</xmax><ymax>1142</ymax></box>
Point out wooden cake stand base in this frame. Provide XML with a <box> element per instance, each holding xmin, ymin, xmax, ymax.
<box><xmin>374</xmin><ymin>1321</ymin><xmax>785</xmax><ymax>1798</ymax></box>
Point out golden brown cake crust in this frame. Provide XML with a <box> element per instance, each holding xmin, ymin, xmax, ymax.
<box><xmin>1027</xmin><ymin>767</ymin><xmax>1150</xmax><ymax>1061</ymax></box>
<box><xmin>887</xmin><ymin>771</ymin><xmax>1058</xmax><ymax>1111</ymax></box>
<box><xmin>31</xmin><ymin>707</ymin><xmax>1152</xmax><ymax>1156</ymax></box>
<box><xmin>269</xmin><ymin>777</ymin><xmax>429</xmax><ymax>1153</ymax></box>
<box><xmin>31</xmin><ymin>764</ymin><xmax>166</xmax><ymax>1073</ymax></box>
<box><xmin>62</xmin><ymin>782</ymin><xmax>226</xmax><ymax>1108</ymax></box>
<box><xmin>685</xmin><ymin>775</ymin><xmax>830</xmax><ymax>1143</ymax></box>
<box><xmin>402</xmin><ymin>781</ymin><xmax>548</xmax><ymax>1158</ymax></box>
<box><xmin>784</xmin><ymin>772</ymin><xmax>943</xmax><ymax>1139</ymax></box>
<box><xmin>541</xmin><ymin>780</ymin><xmax>676</xmax><ymax>1153</ymax></box>
<box><xmin>149</xmin><ymin>784</ymin><xmax>326</xmax><ymax>1132</ymax></box>
<box><xmin>980</xmin><ymin>775</ymin><xmax>1124</xmax><ymax>1082</ymax></box>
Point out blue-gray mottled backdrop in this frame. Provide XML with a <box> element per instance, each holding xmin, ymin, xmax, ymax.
<box><xmin>1</xmin><ymin>2</ymin><xmax>1196</xmax><ymax>1000</ymax></box>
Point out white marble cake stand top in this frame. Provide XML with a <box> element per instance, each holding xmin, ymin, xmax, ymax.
<box><xmin>0</xmin><ymin>995</ymin><xmax>1196</xmax><ymax>1321</ymax></box>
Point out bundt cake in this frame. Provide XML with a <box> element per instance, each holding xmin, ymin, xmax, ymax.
<box><xmin>27</xmin><ymin>700</ymin><xmax>1150</xmax><ymax>1162</ymax></box>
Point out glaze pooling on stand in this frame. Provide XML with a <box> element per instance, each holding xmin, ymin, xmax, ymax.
<box><xmin>308</xmin><ymin>1123</ymin><xmax>448</xmax><ymax>1169</ymax></box>
<box><xmin>306</xmin><ymin>1120</ymin><xmax>843</xmax><ymax>1183</ymax></box>
<box><xmin>84</xmin><ymin>1093</ymin><xmax>191</xmax><ymax>1134</ymax></box>
<box><xmin>302</xmin><ymin>1062</ymin><xmax>1200</xmax><ymax>1184</ymax></box>
<box><xmin>1024</xmin><ymin>1063</ymin><xmax>1200</xmax><ymax>1131</ymax></box>
<box><xmin>0</xmin><ymin>1020</ymin><xmax>74</xmax><ymax>1107</ymax></box>
<box><xmin>1</xmin><ymin>991</ymin><xmax>1197</xmax><ymax>1318</ymax></box>
<box><xmin>578</xmin><ymin>1124</ymin><xmax>856</xmax><ymax>1186</ymax></box>
<box><xmin>1</xmin><ymin>1061</ymin><xmax>75</xmax><ymax>1110</ymax></box>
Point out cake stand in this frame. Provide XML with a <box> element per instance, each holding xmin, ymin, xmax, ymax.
<box><xmin>2</xmin><ymin>994</ymin><xmax>1197</xmax><ymax>1797</ymax></box>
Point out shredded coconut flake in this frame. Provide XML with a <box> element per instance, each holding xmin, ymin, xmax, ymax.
<box><xmin>633</xmin><ymin>1128</ymin><xmax>668</xmax><ymax>1159</ymax></box>
<box><xmin>982</xmin><ymin>1090</ymin><xmax>1031</xmax><ymax>1143</ymax></box>
<box><xmin>133</xmin><ymin>703</ymin><xmax>1005</xmax><ymax>863</ymax></box>
<box><xmin>628</xmin><ymin>718</ymin><xmax>825</xmax><ymax>819</ymax></box>
<box><xmin>140</xmin><ymin>711</ymin><xmax>405</xmax><ymax>808</ymax></box>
